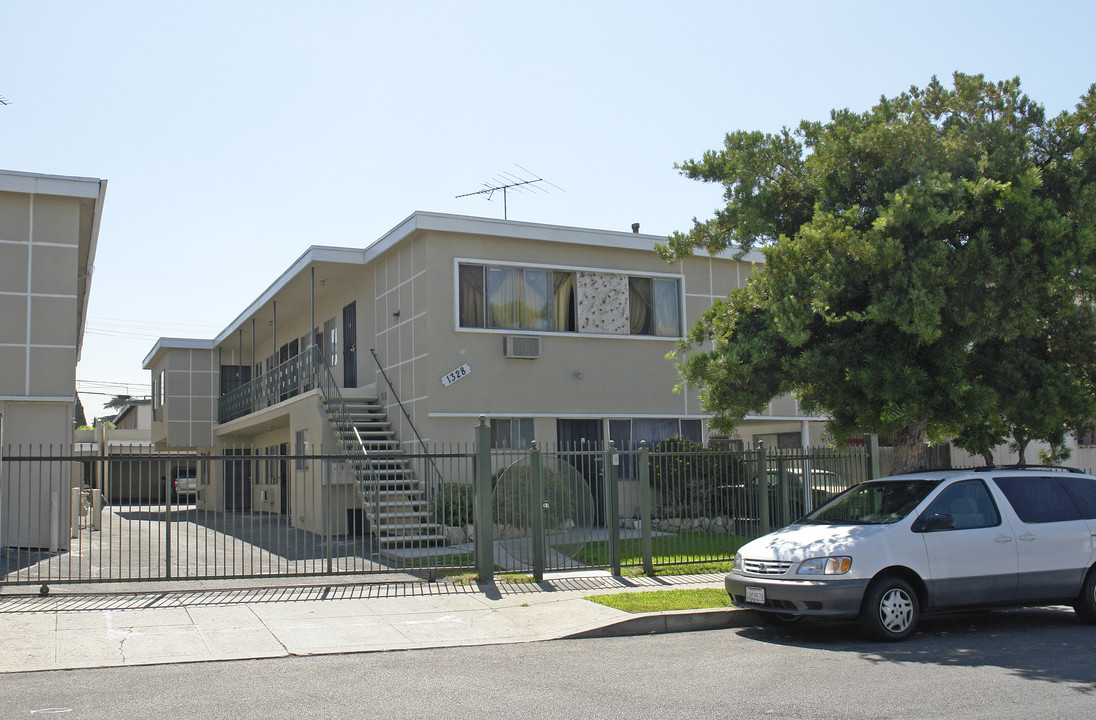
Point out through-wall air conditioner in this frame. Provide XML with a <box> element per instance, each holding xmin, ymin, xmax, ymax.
<box><xmin>503</xmin><ymin>335</ymin><xmax>541</xmax><ymax>359</ymax></box>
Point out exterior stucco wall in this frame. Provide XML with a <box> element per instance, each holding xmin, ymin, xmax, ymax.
<box><xmin>1</xmin><ymin>171</ymin><xmax>105</xmax><ymax>550</ymax></box>
<box><xmin>0</xmin><ymin>190</ymin><xmax>80</xmax><ymax>400</ymax></box>
<box><xmin>398</xmin><ymin>226</ymin><xmax>748</xmax><ymax>447</ymax></box>
<box><xmin>369</xmin><ymin>232</ymin><xmax>426</xmax><ymax>449</ymax></box>
<box><xmin>0</xmin><ymin>401</ymin><xmax>76</xmax><ymax>548</ymax></box>
<box><xmin>148</xmin><ymin>345</ymin><xmax>216</xmax><ymax>450</ymax></box>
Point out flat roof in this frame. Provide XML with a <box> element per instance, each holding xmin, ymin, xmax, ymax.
<box><xmin>142</xmin><ymin>337</ymin><xmax>216</xmax><ymax>368</ymax></box>
<box><xmin>0</xmin><ymin>169</ymin><xmax>105</xmax><ymax>198</ymax></box>
<box><xmin>201</xmin><ymin>211</ymin><xmax>760</xmax><ymax>347</ymax></box>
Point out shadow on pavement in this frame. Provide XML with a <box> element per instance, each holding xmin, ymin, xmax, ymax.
<box><xmin>734</xmin><ymin>606</ymin><xmax>1096</xmax><ymax>692</ymax></box>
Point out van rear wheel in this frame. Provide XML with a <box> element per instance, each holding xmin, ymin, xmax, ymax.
<box><xmin>1074</xmin><ymin>568</ymin><xmax>1096</xmax><ymax>624</ymax></box>
<box><xmin>860</xmin><ymin>576</ymin><xmax>919</xmax><ymax>641</ymax></box>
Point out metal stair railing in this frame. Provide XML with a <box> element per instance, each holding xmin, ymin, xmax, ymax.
<box><xmin>314</xmin><ymin>347</ymin><xmax>444</xmax><ymax>549</ymax></box>
<box><xmin>309</xmin><ymin>346</ymin><xmax>390</xmax><ymax>533</ymax></box>
<box><xmin>369</xmin><ymin>348</ymin><xmax>445</xmax><ymax>496</ymax></box>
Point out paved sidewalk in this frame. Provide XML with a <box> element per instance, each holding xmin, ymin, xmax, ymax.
<box><xmin>0</xmin><ymin>572</ymin><xmax>749</xmax><ymax>674</ymax></box>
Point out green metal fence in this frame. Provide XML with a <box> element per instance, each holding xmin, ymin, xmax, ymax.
<box><xmin>1</xmin><ymin>431</ymin><xmax>873</xmax><ymax>588</ymax></box>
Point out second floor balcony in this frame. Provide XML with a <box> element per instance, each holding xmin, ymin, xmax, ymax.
<box><xmin>219</xmin><ymin>347</ymin><xmax>331</xmax><ymax>424</ymax></box>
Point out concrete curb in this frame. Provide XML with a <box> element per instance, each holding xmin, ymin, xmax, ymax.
<box><xmin>564</xmin><ymin>608</ymin><xmax>755</xmax><ymax>639</ymax></box>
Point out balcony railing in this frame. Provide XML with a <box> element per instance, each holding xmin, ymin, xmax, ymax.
<box><xmin>219</xmin><ymin>348</ymin><xmax>322</xmax><ymax>424</ymax></box>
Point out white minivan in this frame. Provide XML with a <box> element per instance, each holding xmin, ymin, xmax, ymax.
<box><xmin>725</xmin><ymin>466</ymin><xmax>1096</xmax><ymax>640</ymax></box>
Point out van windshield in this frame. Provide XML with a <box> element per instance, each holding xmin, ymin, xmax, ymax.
<box><xmin>800</xmin><ymin>480</ymin><xmax>940</xmax><ymax>525</ymax></box>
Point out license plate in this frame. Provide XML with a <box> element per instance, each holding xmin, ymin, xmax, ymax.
<box><xmin>746</xmin><ymin>586</ymin><xmax>765</xmax><ymax>605</ymax></box>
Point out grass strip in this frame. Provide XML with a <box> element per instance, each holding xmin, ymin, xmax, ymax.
<box><xmin>584</xmin><ymin>587</ymin><xmax>733</xmax><ymax>613</ymax></box>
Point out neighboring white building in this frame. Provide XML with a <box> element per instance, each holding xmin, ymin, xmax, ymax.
<box><xmin>0</xmin><ymin>169</ymin><xmax>107</xmax><ymax>549</ymax></box>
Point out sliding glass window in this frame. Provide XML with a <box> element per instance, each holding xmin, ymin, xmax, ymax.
<box><xmin>459</xmin><ymin>262</ymin><xmax>676</xmax><ymax>336</ymax></box>
<box><xmin>461</xmin><ymin>263</ymin><xmax>572</xmax><ymax>332</ymax></box>
<box><xmin>629</xmin><ymin>276</ymin><xmax>681</xmax><ymax>337</ymax></box>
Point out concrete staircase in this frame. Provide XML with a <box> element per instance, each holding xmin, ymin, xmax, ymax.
<box><xmin>327</xmin><ymin>397</ymin><xmax>447</xmax><ymax>551</ymax></box>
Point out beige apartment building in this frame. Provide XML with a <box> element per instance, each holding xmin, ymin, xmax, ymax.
<box><xmin>144</xmin><ymin>212</ymin><xmax>827</xmax><ymax>539</ymax></box>
<box><xmin>0</xmin><ymin>169</ymin><xmax>107</xmax><ymax>549</ymax></box>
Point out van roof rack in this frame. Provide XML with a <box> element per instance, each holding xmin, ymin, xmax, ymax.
<box><xmin>971</xmin><ymin>465</ymin><xmax>1085</xmax><ymax>474</ymax></box>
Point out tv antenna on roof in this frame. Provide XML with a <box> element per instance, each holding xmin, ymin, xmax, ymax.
<box><xmin>456</xmin><ymin>165</ymin><xmax>563</xmax><ymax>220</ymax></box>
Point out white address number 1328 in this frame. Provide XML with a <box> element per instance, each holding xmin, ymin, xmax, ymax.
<box><xmin>441</xmin><ymin>363</ymin><xmax>471</xmax><ymax>387</ymax></box>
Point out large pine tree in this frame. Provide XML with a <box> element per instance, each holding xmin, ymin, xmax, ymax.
<box><xmin>663</xmin><ymin>74</ymin><xmax>1096</xmax><ymax>472</ymax></box>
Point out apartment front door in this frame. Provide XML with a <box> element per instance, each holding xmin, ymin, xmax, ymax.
<box><xmin>278</xmin><ymin>442</ymin><xmax>290</xmax><ymax>518</ymax></box>
<box><xmin>343</xmin><ymin>302</ymin><xmax>357</xmax><ymax>388</ymax></box>
<box><xmin>557</xmin><ymin>419</ymin><xmax>605</xmax><ymax>526</ymax></box>
<box><xmin>224</xmin><ymin>449</ymin><xmax>252</xmax><ymax>512</ymax></box>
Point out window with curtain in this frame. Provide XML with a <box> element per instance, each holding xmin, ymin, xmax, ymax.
<box><xmin>490</xmin><ymin>418</ymin><xmax>535</xmax><ymax>449</ymax></box>
<box><xmin>522</xmin><ymin>269</ymin><xmax>550</xmax><ymax>330</ymax></box>
<box><xmin>553</xmin><ymin>271</ymin><xmax>576</xmax><ymax>332</ymax></box>
<box><xmin>629</xmin><ymin>277</ymin><xmax>653</xmax><ymax>335</ymax></box>
<box><xmin>487</xmin><ymin>266</ymin><xmax>517</xmax><ymax>329</ymax></box>
<box><xmin>460</xmin><ymin>263</ymin><xmax>574</xmax><ymax>332</ymax></box>
<box><xmin>652</xmin><ymin>278</ymin><xmax>681</xmax><ymax>336</ymax></box>
<box><xmin>458</xmin><ymin>263</ymin><xmax>677</xmax><ymax>336</ymax></box>
<box><xmin>630</xmin><ymin>276</ymin><xmax>681</xmax><ymax>336</ymax></box>
<box><xmin>459</xmin><ymin>264</ymin><xmax>486</xmax><ymax>328</ymax></box>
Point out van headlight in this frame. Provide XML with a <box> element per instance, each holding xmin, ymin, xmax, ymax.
<box><xmin>797</xmin><ymin>556</ymin><xmax>852</xmax><ymax>575</ymax></box>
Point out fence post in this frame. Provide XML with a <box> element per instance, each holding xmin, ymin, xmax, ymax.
<box><xmin>70</xmin><ymin>486</ymin><xmax>81</xmax><ymax>539</ymax></box>
<box><xmin>638</xmin><ymin>442</ymin><xmax>653</xmax><ymax>575</ymax></box>
<box><xmin>474</xmin><ymin>416</ymin><xmax>494</xmax><ymax>584</ymax></box>
<box><xmin>866</xmin><ymin>434</ymin><xmax>880</xmax><ymax>480</ymax></box>
<box><xmin>164</xmin><ymin>461</ymin><xmax>173</xmax><ymax>580</ymax></box>
<box><xmin>325</xmin><ymin>458</ymin><xmax>333</xmax><ymax>574</ymax></box>
<box><xmin>531</xmin><ymin>441</ymin><xmax>545</xmax><ymax>582</ymax></box>
<box><xmin>756</xmin><ymin>442</ymin><xmax>769</xmax><ymax>536</ymax></box>
<box><xmin>776</xmin><ymin>454</ymin><xmax>790</xmax><ymax>527</ymax></box>
<box><xmin>605</xmin><ymin>441</ymin><xmax>621</xmax><ymax>576</ymax></box>
<box><xmin>91</xmin><ymin>489</ymin><xmax>102</xmax><ymax>531</ymax></box>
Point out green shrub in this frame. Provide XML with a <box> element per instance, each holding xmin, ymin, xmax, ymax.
<box><xmin>493</xmin><ymin>464</ymin><xmax>581</xmax><ymax>530</ymax></box>
<box><xmin>649</xmin><ymin>437</ymin><xmax>746</xmax><ymax>516</ymax></box>
<box><xmin>429</xmin><ymin>482</ymin><xmax>474</xmax><ymax>527</ymax></box>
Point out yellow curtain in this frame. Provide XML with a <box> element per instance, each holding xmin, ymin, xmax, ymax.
<box><xmin>553</xmin><ymin>272</ymin><xmax>575</xmax><ymax>331</ymax></box>
<box><xmin>629</xmin><ymin>278</ymin><xmax>651</xmax><ymax>335</ymax></box>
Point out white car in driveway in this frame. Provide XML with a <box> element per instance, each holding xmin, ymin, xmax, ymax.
<box><xmin>172</xmin><ymin>468</ymin><xmax>198</xmax><ymax>503</ymax></box>
<box><xmin>726</xmin><ymin>466</ymin><xmax>1096</xmax><ymax>640</ymax></box>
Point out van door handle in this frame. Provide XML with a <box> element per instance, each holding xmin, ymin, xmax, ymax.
<box><xmin>994</xmin><ymin>535</ymin><xmax>1013</xmax><ymax>543</ymax></box>
<box><xmin>1019</xmin><ymin>533</ymin><xmax>1037</xmax><ymax>542</ymax></box>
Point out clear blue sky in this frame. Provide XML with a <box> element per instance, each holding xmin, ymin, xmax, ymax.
<box><xmin>2</xmin><ymin>1</ymin><xmax>1093</xmax><ymax>420</ymax></box>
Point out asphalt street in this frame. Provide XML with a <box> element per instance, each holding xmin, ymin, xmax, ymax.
<box><xmin>6</xmin><ymin>606</ymin><xmax>1095</xmax><ymax>720</ymax></box>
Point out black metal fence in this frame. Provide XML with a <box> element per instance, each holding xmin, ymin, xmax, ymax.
<box><xmin>1</xmin><ymin>435</ymin><xmax>872</xmax><ymax>587</ymax></box>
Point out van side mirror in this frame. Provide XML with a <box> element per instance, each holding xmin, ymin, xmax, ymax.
<box><xmin>913</xmin><ymin>513</ymin><xmax>955</xmax><ymax>533</ymax></box>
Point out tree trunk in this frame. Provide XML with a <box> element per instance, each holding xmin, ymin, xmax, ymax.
<box><xmin>1014</xmin><ymin>439</ymin><xmax>1028</xmax><ymax>465</ymax></box>
<box><xmin>890</xmin><ymin>421</ymin><xmax>929</xmax><ymax>474</ymax></box>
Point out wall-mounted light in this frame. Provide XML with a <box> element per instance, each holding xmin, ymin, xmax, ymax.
<box><xmin>574</xmin><ymin>371</ymin><xmax>584</xmax><ymax>380</ymax></box>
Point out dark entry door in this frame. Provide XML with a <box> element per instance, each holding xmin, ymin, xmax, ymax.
<box><xmin>224</xmin><ymin>449</ymin><xmax>252</xmax><ymax>511</ymax></box>
<box><xmin>278</xmin><ymin>442</ymin><xmax>290</xmax><ymax>517</ymax></box>
<box><xmin>342</xmin><ymin>302</ymin><xmax>357</xmax><ymax>388</ymax></box>
<box><xmin>557</xmin><ymin>419</ymin><xmax>605</xmax><ymax>525</ymax></box>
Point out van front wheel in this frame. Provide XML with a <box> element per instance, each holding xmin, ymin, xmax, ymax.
<box><xmin>759</xmin><ymin>612</ymin><xmax>803</xmax><ymax>627</ymax></box>
<box><xmin>861</xmin><ymin>576</ymin><xmax>919</xmax><ymax>641</ymax></box>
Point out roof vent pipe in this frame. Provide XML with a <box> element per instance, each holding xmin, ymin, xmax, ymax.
<box><xmin>631</xmin><ymin>223</ymin><xmax>640</xmax><ymax>233</ymax></box>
